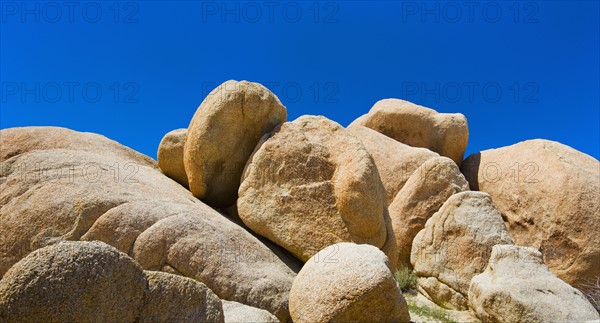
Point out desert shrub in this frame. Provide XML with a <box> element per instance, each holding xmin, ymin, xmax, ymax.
<box><xmin>407</xmin><ymin>301</ymin><xmax>456</xmax><ymax>323</ymax></box>
<box><xmin>394</xmin><ymin>267</ymin><xmax>417</xmax><ymax>292</ymax></box>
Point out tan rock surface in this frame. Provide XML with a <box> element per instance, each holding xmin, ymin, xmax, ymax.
<box><xmin>469</xmin><ymin>245</ymin><xmax>600</xmax><ymax>323</ymax></box>
<box><xmin>237</xmin><ymin>116</ymin><xmax>397</xmax><ymax>267</ymax></box>
<box><xmin>132</xmin><ymin>213</ymin><xmax>295</xmax><ymax>321</ymax></box>
<box><xmin>157</xmin><ymin>128</ymin><xmax>189</xmax><ymax>188</ymax></box>
<box><xmin>411</xmin><ymin>191</ymin><xmax>513</xmax><ymax>310</ymax></box>
<box><xmin>461</xmin><ymin>139</ymin><xmax>600</xmax><ymax>292</ymax></box>
<box><xmin>0</xmin><ymin>126</ymin><xmax>296</xmax><ymax>321</ymax></box>
<box><xmin>0</xmin><ymin>241</ymin><xmax>147</xmax><ymax>322</ymax></box>
<box><xmin>289</xmin><ymin>243</ymin><xmax>410</xmax><ymax>323</ymax></box>
<box><xmin>222</xmin><ymin>300</ymin><xmax>279</xmax><ymax>323</ymax></box>
<box><xmin>347</xmin><ymin>125</ymin><xmax>439</xmax><ymax>205</ymax></box>
<box><xmin>350</xmin><ymin>99</ymin><xmax>468</xmax><ymax>165</ymax></box>
<box><xmin>184</xmin><ymin>80</ymin><xmax>287</xmax><ymax>207</ymax></box>
<box><xmin>390</xmin><ymin>157</ymin><xmax>470</xmax><ymax>269</ymax></box>
<box><xmin>141</xmin><ymin>271</ymin><xmax>224</xmax><ymax>322</ymax></box>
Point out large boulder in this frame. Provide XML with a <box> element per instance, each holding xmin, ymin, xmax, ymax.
<box><xmin>390</xmin><ymin>157</ymin><xmax>470</xmax><ymax>269</ymax></box>
<box><xmin>141</xmin><ymin>271</ymin><xmax>224</xmax><ymax>322</ymax></box>
<box><xmin>289</xmin><ymin>243</ymin><xmax>411</xmax><ymax>323</ymax></box>
<box><xmin>461</xmin><ymin>139</ymin><xmax>600</xmax><ymax>292</ymax></box>
<box><xmin>0</xmin><ymin>241</ymin><xmax>147</xmax><ymax>322</ymax></box>
<box><xmin>0</xmin><ymin>241</ymin><xmax>225</xmax><ymax>323</ymax></box>
<box><xmin>411</xmin><ymin>191</ymin><xmax>513</xmax><ymax>310</ymax></box>
<box><xmin>222</xmin><ymin>300</ymin><xmax>279</xmax><ymax>323</ymax></box>
<box><xmin>469</xmin><ymin>245</ymin><xmax>600</xmax><ymax>323</ymax></box>
<box><xmin>157</xmin><ymin>128</ymin><xmax>189</xmax><ymax>188</ymax></box>
<box><xmin>0</xmin><ymin>127</ymin><xmax>296</xmax><ymax>321</ymax></box>
<box><xmin>184</xmin><ymin>80</ymin><xmax>287</xmax><ymax>207</ymax></box>
<box><xmin>350</xmin><ymin>99</ymin><xmax>468</xmax><ymax>165</ymax></box>
<box><xmin>131</xmin><ymin>213</ymin><xmax>295</xmax><ymax>321</ymax></box>
<box><xmin>347</xmin><ymin>125</ymin><xmax>439</xmax><ymax>205</ymax></box>
<box><xmin>237</xmin><ymin>116</ymin><xmax>397</xmax><ymax>267</ymax></box>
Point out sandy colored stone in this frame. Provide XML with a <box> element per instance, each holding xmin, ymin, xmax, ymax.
<box><xmin>157</xmin><ymin>128</ymin><xmax>189</xmax><ymax>188</ymax></box>
<box><xmin>222</xmin><ymin>300</ymin><xmax>279</xmax><ymax>323</ymax></box>
<box><xmin>411</xmin><ymin>191</ymin><xmax>513</xmax><ymax>310</ymax></box>
<box><xmin>184</xmin><ymin>80</ymin><xmax>287</xmax><ymax>207</ymax></box>
<box><xmin>461</xmin><ymin>139</ymin><xmax>600</xmax><ymax>293</ymax></box>
<box><xmin>237</xmin><ymin>116</ymin><xmax>397</xmax><ymax>267</ymax></box>
<box><xmin>289</xmin><ymin>243</ymin><xmax>411</xmax><ymax>323</ymax></box>
<box><xmin>390</xmin><ymin>157</ymin><xmax>470</xmax><ymax>269</ymax></box>
<box><xmin>469</xmin><ymin>245</ymin><xmax>600</xmax><ymax>323</ymax></box>
<box><xmin>347</xmin><ymin>125</ymin><xmax>439</xmax><ymax>205</ymax></box>
<box><xmin>132</xmin><ymin>213</ymin><xmax>295</xmax><ymax>321</ymax></box>
<box><xmin>0</xmin><ymin>126</ymin><xmax>296</xmax><ymax>321</ymax></box>
<box><xmin>141</xmin><ymin>271</ymin><xmax>224</xmax><ymax>322</ymax></box>
<box><xmin>350</xmin><ymin>99</ymin><xmax>468</xmax><ymax>165</ymax></box>
<box><xmin>0</xmin><ymin>241</ymin><xmax>146</xmax><ymax>322</ymax></box>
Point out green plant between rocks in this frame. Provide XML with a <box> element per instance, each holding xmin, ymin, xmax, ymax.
<box><xmin>407</xmin><ymin>301</ymin><xmax>457</xmax><ymax>323</ymax></box>
<box><xmin>394</xmin><ymin>267</ymin><xmax>417</xmax><ymax>292</ymax></box>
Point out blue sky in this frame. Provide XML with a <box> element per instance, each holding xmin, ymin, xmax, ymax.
<box><xmin>1</xmin><ymin>1</ymin><xmax>599</xmax><ymax>160</ymax></box>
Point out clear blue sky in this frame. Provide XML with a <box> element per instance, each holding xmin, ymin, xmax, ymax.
<box><xmin>1</xmin><ymin>1</ymin><xmax>599</xmax><ymax>160</ymax></box>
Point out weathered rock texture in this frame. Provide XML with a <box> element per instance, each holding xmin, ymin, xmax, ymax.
<box><xmin>0</xmin><ymin>241</ymin><xmax>147</xmax><ymax>322</ymax></box>
<box><xmin>350</xmin><ymin>99</ymin><xmax>468</xmax><ymax>165</ymax></box>
<box><xmin>157</xmin><ymin>128</ymin><xmax>189</xmax><ymax>188</ymax></box>
<box><xmin>411</xmin><ymin>191</ymin><xmax>514</xmax><ymax>310</ymax></box>
<box><xmin>0</xmin><ymin>126</ymin><xmax>295</xmax><ymax>321</ymax></box>
<box><xmin>289</xmin><ymin>243</ymin><xmax>411</xmax><ymax>323</ymax></box>
<box><xmin>141</xmin><ymin>271</ymin><xmax>224</xmax><ymax>322</ymax></box>
<box><xmin>347</xmin><ymin>125</ymin><xmax>439</xmax><ymax>205</ymax></box>
<box><xmin>222</xmin><ymin>300</ymin><xmax>279</xmax><ymax>323</ymax></box>
<box><xmin>461</xmin><ymin>139</ymin><xmax>600</xmax><ymax>293</ymax></box>
<box><xmin>0</xmin><ymin>241</ymin><xmax>226</xmax><ymax>323</ymax></box>
<box><xmin>237</xmin><ymin>116</ymin><xmax>397</xmax><ymax>267</ymax></box>
<box><xmin>184</xmin><ymin>80</ymin><xmax>287</xmax><ymax>207</ymax></box>
<box><xmin>469</xmin><ymin>245</ymin><xmax>600</xmax><ymax>323</ymax></box>
<box><xmin>390</xmin><ymin>157</ymin><xmax>470</xmax><ymax>269</ymax></box>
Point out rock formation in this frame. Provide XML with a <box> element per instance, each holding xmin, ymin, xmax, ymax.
<box><xmin>350</xmin><ymin>99</ymin><xmax>468</xmax><ymax>165</ymax></box>
<box><xmin>461</xmin><ymin>139</ymin><xmax>600</xmax><ymax>293</ymax></box>
<box><xmin>0</xmin><ymin>241</ymin><xmax>225</xmax><ymax>322</ymax></box>
<box><xmin>411</xmin><ymin>191</ymin><xmax>514</xmax><ymax>310</ymax></box>
<box><xmin>184</xmin><ymin>80</ymin><xmax>287</xmax><ymax>208</ymax></box>
<box><xmin>469</xmin><ymin>245</ymin><xmax>599</xmax><ymax>322</ymax></box>
<box><xmin>0</xmin><ymin>126</ymin><xmax>295</xmax><ymax>321</ymax></box>
<box><xmin>2</xmin><ymin>82</ymin><xmax>598</xmax><ymax>322</ymax></box>
<box><xmin>237</xmin><ymin>116</ymin><xmax>397</xmax><ymax>267</ymax></box>
<box><xmin>390</xmin><ymin>157</ymin><xmax>470</xmax><ymax>269</ymax></box>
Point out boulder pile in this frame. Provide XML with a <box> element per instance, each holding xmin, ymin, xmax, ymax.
<box><xmin>1</xmin><ymin>80</ymin><xmax>598</xmax><ymax>322</ymax></box>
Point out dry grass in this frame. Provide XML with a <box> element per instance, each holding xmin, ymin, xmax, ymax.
<box><xmin>407</xmin><ymin>300</ymin><xmax>457</xmax><ymax>323</ymax></box>
<box><xmin>394</xmin><ymin>267</ymin><xmax>418</xmax><ymax>292</ymax></box>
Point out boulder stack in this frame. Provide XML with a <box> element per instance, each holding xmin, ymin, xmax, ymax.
<box><xmin>2</xmin><ymin>81</ymin><xmax>598</xmax><ymax>322</ymax></box>
<box><xmin>237</xmin><ymin>116</ymin><xmax>397</xmax><ymax>267</ymax></box>
<box><xmin>461</xmin><ymin>139</ymin><xmax>600</xmax><ymax>292</ymax></box>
